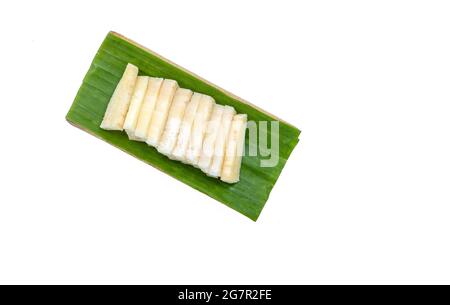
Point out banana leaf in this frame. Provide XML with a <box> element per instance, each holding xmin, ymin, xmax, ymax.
<box><xmin>66</xmin><ymin>32</ymin><xmax>300</xmax><ymax>221</ymax></box>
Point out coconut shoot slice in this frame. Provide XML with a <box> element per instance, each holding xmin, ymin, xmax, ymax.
<box><xmin>185</xmin><ymin>95</ymin><xmax>214</xmax><ymax>166</ymax></box>
<box><xmin>100</xmin><ymin>63</ymin><xmax>138</xmax><ymax>130</ymax></box>
<box><xmin>220</xmin><ymin>114</ymin><xmax>247</xmax><ymax>183</ymax></box>
<box><xmin>134</xmin><ymin>77</ymin><xmax>164</xmax><ymax>141</ymax></box>
<box><xmin>123</xmin><ymin>76</ymin><xmax>149</xmax><ymax>140</ymax></box>
<box><xmin>197</xmin><ymin>104</ymin><xmax>224</xmax><ymax>173</ymax></box>
<box><xmin>157</xmin><ymin>88</ymin><xmax>193</xmax><ymax>156</ymax></box>
<box><xmin>208</xmin><ymin>105</ymin><xmax>236</xmax><ymax>177</ymax></box>
<box><xmin>171</xmin><ymin>93</ymin><xmax>202</xmax><ymax>161</ymax></box>
<box><xmin>146</xmin><ymin>79</ymin><xmax>178</xmax><ymax>147</ymax></box>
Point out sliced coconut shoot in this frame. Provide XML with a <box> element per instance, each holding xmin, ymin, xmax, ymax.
<box><xmin>146</xmin><ymin>79</ymin><xmax>178</xmax><ymax>147</ymax></box>
<box><xmin>208</xmin><ymin>105</ymin><xmax>236</xmax><ymax>178</ymax></box>
<box><xmin>198</xmin><ymin>104</ymin><xmax>224</xmax><ymax>173</ymax></box>
<box><xmin>171</xmin><ymin>93</ymin><xmax>202</xmax><ymax>161</ymax></box>
<box><xmin>220</xmin><ymin>114</ymin><xmax>247</xmax><ymax>183</ymax></box>
<box><xmin>123</xmin><ymin>76</ymin><xmax>149</xmax><ymax>140</ymax></box>
<box><xmin>134</xmin><ymin>77</ymin><xmax>164</xmax><ymax>141</ymax></box>
<box><xmin>100</xmin><ymin>63</ymin><xmax>138</xmax><ymax>130</ymax></box>
<box><xmin>157</xmin><ymin>88</ymin><xmax>193</xmax><ymax>156</ymax></box>
<box><xmin>185</xmin><ymin>95</ymin><xmax>214</xmax><ymax>166</ymax></box>
<box><xmin>99</xmin><ymin>62</ymin><xmax>248</xmax><ymax>183</ymax></box>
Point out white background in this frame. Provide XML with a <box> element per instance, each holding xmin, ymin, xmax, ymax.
<box><xmin>0</xmin><ymin>0</ymin><xmax>449</xmax><ymax>284</ymax></box>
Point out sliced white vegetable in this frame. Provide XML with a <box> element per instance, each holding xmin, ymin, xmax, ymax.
<box><xmin>134</xmin><ymin>77</ymin><xmax>164</xmax><ymax>141</ymax></box>
<box><xmin>100</xmin><ymin>63</ymin><xmax>138</xmax><ymax>130</ymax></box>
<box><xmin>185</xmin><ymin>95</ymin><xmax>214</xmax><ymax>166</ymax></box>
<box><xmin>100</xmin><ymin>62</ymin><xmax>248</xmax><ymax>183</ymax></box>
<box><xmin>220</xmin><ymin>114</ymin><xmax>247</xmax><ymax>183</ymax></box>
<box><xmin>171</xmin><ymin>93</ymin><xmax>202</xmax><ymax>161</ymax></box>
<box><xmin>197</xmin><ymin>104</ymin><xmax>224</xmax><ymax>173</ymax></box>
<box><xmin>208</xmin><ymin>105</ymin><xmax>236</xmax><ymax>177</ymax></box>
<box><xmin>157</xmin><ymin>88</ymin><xmax>193</xmax><ymax>156</ymax></box>
<box><xmin>146</xmin><ymin>79</ymin><xmax>178</xmax><ymax>147</ymax></box>
<box><xmin>123</xmin><ymin>76</ymin><xmax>149</xmax><ymax>140</ymax></box>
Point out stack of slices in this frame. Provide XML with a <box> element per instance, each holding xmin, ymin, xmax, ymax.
<box><xmin>100</xmin><ymin>63</ymin><xmax>247</xmax><ymax>183</ymax></box>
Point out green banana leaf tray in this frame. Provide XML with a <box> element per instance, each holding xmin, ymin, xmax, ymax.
<box><xmin>66</xmin><ymin>32</ymin><xmax>300</xmax><ymax>221</ymax></box>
